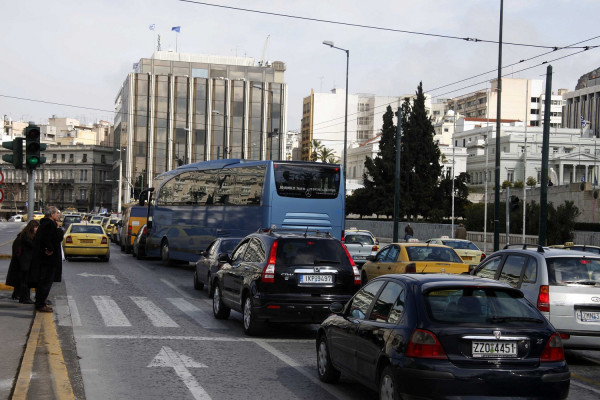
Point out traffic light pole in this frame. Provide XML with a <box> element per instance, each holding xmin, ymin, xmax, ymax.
<box><xmin>28</xmin><ymin>169</ymin><xmax>35</xmax><ymax>221</ymax></box>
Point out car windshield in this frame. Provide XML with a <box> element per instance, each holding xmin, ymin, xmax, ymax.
<box><xmin>424</xmin><ymin>287</ymin><xmax>544</xmax><ymax>324</ymax></box>
<box><xmin>344</xmin><ymin>234</ymin><xmax>375</xmax><ymax>245</ymax></box>
<box><xmin>70</xmin><ymin>225</ymin><xmax>104</xmax><ymax>234</ymax></box>
<box><xmin>276</xmin><ymin>239</ymin><xmax>347</xmax><ymax>266</ymax></box>
<box><xmin>405</xmin><ymin>246</ymin><xmax>463</xmax><ymax>263</ymax></box>
<box><xmin>441</xmin><ymin>240</ymin><xmax>479</xmax><ymax>251</ymax></box>
<box><xmin>546</xmin><ymin>257</ymin><xmax>600</xmax><ymax>284</ymax></box>
<box><xmin>64</xmin><ymin>216</ymin><xmax>82</xmax><ymax>224</ymax></box>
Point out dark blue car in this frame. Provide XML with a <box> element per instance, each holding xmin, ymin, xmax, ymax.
<box><xmin>316</xmin><ymin>274</ymin><xmax>570</xmax><ymax>400</ymax></box>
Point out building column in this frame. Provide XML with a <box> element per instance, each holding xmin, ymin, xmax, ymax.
<box><xmin>559</xmin><ymin>163</ymin><xmax>564</xmax><ymax>185</ymax></box>
<box><xmin>572</xmin><ymin>164</ymin><xmax>576</xmax><ymax>183</ymax></box>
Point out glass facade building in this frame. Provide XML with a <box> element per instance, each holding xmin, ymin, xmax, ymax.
<box><xmin>113</xmin><ymin>52</ymin><xmax>287</xmax><ymax>209</ymax></box>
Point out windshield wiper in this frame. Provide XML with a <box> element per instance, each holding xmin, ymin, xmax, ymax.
<box><xmin>490</xmin><ymin>317</ymin><xmax>544</xmax><ymax>323</ymax></box>
<box><xmin>562</xmin><ymin>280</ymin><xmax>597</xmax><ymax>285</ymax></box>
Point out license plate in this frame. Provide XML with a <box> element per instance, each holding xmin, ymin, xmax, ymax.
<box><xmin>472</xmin><ymin>341</ymin><xmax>517</xmax><ymax>358</ymax></box>
<box><xmin>353</xmin><ymin>256</ymin><xmax>366</xmax><ymax>260</ymax></box>
<box><xmin>580</xmin><ymin>311</ymin><xmax>600</xmax><ymax>322</ymax></box>
<box><xmin>300</xmin><ymin>275</ymin><xmax>333</xmax><ymax>283</ymax></box>
<box><xmin>79</xmin><ymin>239</ymin><xmax>94</xmax><ymax>244</ymax></box>
<box><xmin>462</xmin><ymin>256</ymin><xmax>473</xmax><ymax>260</ymax></box>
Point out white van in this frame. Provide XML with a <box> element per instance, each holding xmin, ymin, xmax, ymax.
<box><xmin>8</xmin><ymin>214</ymin><xmax>24</xmax><ymax>222</ymax></box>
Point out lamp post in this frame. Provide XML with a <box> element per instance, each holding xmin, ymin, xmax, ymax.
<box><xmin>323</xmin><ymin>40</ymin><xmax>349</xmax><ymax>191</ymax></box>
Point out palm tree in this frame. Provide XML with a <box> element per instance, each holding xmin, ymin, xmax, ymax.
<box><xmin>308</xmin><ymin>139</ymin><xmax>322</xmax><ymax>161</ymax></box>
<box><xmin>317</xmin><ymin>147</ymin><xmax>338</xmax><ymax>163</ymax></box>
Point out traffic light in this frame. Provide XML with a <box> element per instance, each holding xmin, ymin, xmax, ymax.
<box><xmin>2</xmin><ymin>137</ymin><xmax>24</xmax><ymax>169</ymax></box>
<box><xmin>510</xmin><ymin>195</ymin><xmax>520</xmax><ymax>211</ymax></box>
<box><xmin>24</xmin><ymin>125</ymin><xmax>46</xmax><ymax>170</ymax></box>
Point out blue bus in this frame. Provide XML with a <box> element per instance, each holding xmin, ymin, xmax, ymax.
<box><xmin>141</xmin><ymin>159</ymin><xmax>345</xmax><ymax>264</ymax></box>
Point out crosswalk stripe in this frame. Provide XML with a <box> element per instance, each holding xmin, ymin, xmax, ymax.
<box><xmin>167</xmin><ymin>298</ymin><xmax>223</xmax><ymax>329</ymax></box>
<box><xmin>130</xmin><ymin>297</ymin><xmax>179</xmax><ymax>328</ymax></box>
<box><xmin>92</xmin><ymin>296</ymin><xmax>132</xmax><ymax>327</ymax></box>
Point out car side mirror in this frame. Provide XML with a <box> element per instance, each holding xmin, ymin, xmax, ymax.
<box><xmin>329</xmin><ymin>302</ymin><xmax>344</xmax><ymax>315</ymax></box>
<box><xmin>217</xmin><ymin>253</ymin><xmax>231</xmax><ymax>263</ymax></box>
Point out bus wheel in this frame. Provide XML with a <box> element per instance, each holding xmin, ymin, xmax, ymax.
<box><xmin>161</xmin><ymin>239</ymin><xmax>171</xmax><ymax>266</ymax></box>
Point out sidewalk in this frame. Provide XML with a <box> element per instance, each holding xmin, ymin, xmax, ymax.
<box><xmin>0</xmin><ymin>281</ymin><xmax>35</xmax><ymax>400</ymax></box>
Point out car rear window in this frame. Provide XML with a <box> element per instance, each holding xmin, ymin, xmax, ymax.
<box><xmin>424</xmin><ymin>287</ymin><xmax>544</xmax><ymax>324</ymax></box>
<box><xmin>344</xmin><ymin>234</ymin><xmax>375</xmax><ymax>245</ymax></box>
<box><xmin>129</xmin><ymin>207</ymin><xmax>147</xmax><ymax>217</ymax></box>
<box><xmin>64</xmin><ymin>216</ymin><xmax>82</xmax><ymax>224</ymax></box>
<box><xmin>405</xmin><ymin>246</ymin><xmax>463</xmax><ymax>263</ymax></box>
<box><xmin>276</xmin><ymin>239</ymin><xmax>348</xmax><ymax>266</ymax></box>
<box><xmin>442</xmin><ymin>240</ymin><xmax>479</xmax><ymax>251</ymax></box>
<box><xmin>70</xmin><ymin>225</ymin><xmax>104</xmax><ymax>234</ymax></box>
<box><xmin>546</xmin><ymin>257</ymin><xmax>600</xmax><ymax>284</ymax></box>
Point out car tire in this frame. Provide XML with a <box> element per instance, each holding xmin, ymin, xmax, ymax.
<box><xmin>243</xmin><ymin>295</ymin><xmax>264</xmax><ymax>336</ymax></box>
<box><xmin>193</xmin><ymin>270</ymin><xmax>204</xmax><ymax>290</ymax></box>
<box><xmin>317</xmin><ymin>334</ymin><xmax>341</xmax><ymax>383</ymax></box>
<box><xmin>212</xmin><ymin>285</ymin><xmax>230</xmax><ymax>319</ymax></box>
<box><xmin>101</xmin><ymin>253</ymin><xmax>110</xmax><ymax>262</ymax></box>
<box><xmin>379</xmin><ymin>365</ymin><xmax>399</xmax><ymax>400</ymax></box>
<box><xmin>161</xmin><ymin>239</ymin><xmax>172</xmax><ymax>266</ymax></box>
<box><xmin>207</xmin><ymin>273</ymin><xmax>215</xmax><ymax>298</ymax></box>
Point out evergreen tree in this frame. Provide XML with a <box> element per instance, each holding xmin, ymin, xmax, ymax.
<box><xmin>401</xmin><ymin>82</ymin><xmax>442</xmax><ymax>219</ymax></box>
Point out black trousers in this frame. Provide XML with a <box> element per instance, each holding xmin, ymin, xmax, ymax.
<box><xmin>35</xmin><ymin>267</ymin><xmax>56</xmax><ymax>308</ymax></box>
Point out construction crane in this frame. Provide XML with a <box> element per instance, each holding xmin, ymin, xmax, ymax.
<box><xmin>259</xmin><ymin>35</ymin><xmax>270</xmax><ymax>66</ymax></box>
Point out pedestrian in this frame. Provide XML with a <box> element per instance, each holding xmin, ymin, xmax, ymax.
<box><xmin>29</xmin><ymin>206</ymin><xmax>64</xmax><ymax>313</ymax></box>
<box><xmin>404</xmin><ymin>224</ymin><xmax>414</xmax><ymax>241</ymax></box>
<box><xmin>455</xmin><ymin>223</ymin><xmax>467</xmax><ymax>239</ymax></box>
<box><xmin>5</xmin><ymin>220</ymin><xmax>40</xmax><ymax>303</ymax></box>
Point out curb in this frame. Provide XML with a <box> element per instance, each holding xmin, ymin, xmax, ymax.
<box><xmin>0</xmin><ymin>254</ymin><xmax>11</xmax><ymax>259</ymax></box>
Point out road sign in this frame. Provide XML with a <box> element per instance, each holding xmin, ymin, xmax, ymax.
<box><xmin>0</xmin><ymin>188</ymin><xmax>4</xmax><ymax>203</ymax></box>
<box><xmin>0</xmin><ymin>170</ymin><xmax>4</xmax><ymax>184</ymax></box>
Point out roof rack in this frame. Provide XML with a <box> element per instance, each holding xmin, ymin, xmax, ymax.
<box><xmin>257</xmin><ymin>226</ymin><xmax>333</xmax><ymax>238</ymax></box>
<box><xmin>502</xmin><ymin>243</ymin><xmax>545</xmax><ymax>252</ymax></box>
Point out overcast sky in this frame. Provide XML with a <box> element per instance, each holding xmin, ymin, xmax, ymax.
<box><xmin>1</xmin><ymin>0</ymin><xmax>599</xmax><ymax>132</ymax></box>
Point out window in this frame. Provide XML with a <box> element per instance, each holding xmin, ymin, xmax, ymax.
<box><xmin>82</xmin><ymin>154</ymin><xmax>88</xmax><ymax>162</ymax></box>
<box><xmin>444</xmin><ymin>128</ymin><xmax>449</xmax><ymax>132</ymax></box>
<box><xmin>101</xmin><ymin>155</ymin><xmax>106</xmax><ymax>164</ymax></box>
<box><xmin>231</xmin><ymin>240</ymin><xmax>249</xmax><ymax>261</ymax></box>
<box><xmin>523</xmin><ymin>258</ymin><xmax>537</xmax><ymax>283</ymax></box>
<box><xmin>52</xmin><ymin>154</ymin><xmax>57</xmax><ymax>162</ymax></box>
<box><xmin>61</xmin><ymin>154</ymin><xmax>65</xmax><ymax>162</ymax></box>
<box><xmin>498</xmin><ymin>255</ymin><xmax>527</xmax><ymax>287</ymax></box>
<box><xmin>349</xmin><ymin>280</ymin><xmax>385</xmax><ymax>320</ymax></box>
<box><xmin>243</xmin><ymin>238</ymin><xmax>265</xmax><ymax>263</ymax></box>
<box><xmin>475</xmin><ymin>256</ymin><xmax>502</xmax><ymax>279</ymax></box>
<box><xmin>369</xmin><ymin>282</ymin><xmax>405</xmax><ymax>323</ymax></box>
<box><xmin>69</xmin><ymin>154</ymin><xmax>74</xmax><ymax>162</ymax></box>
<box><xmin>507</xmin><ymin>169</ymin><xmax>514</xmax><ymax>183</ymax></box>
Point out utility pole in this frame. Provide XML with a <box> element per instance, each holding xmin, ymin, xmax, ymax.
<box><xmin>493</xmin><ymin>0</ymin><xmax>504</xmax><ymax>251</ymax></box>
<box><xmin>539</xmin><ymin>65</ymin><xmax>552</xmax><ymax>246</ymax></box>
<box><xmin>393</xmin><ymin>107</ymin><xmax>402</xmax><ymax>242</ymax></box>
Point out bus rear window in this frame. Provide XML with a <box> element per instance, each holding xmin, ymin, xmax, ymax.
<box><xmin>274</xmin><ymin>163</ymin><xmax>340</xmax><ymax>199</ymax></box>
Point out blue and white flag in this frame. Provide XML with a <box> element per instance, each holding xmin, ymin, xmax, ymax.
<box><xmin>149</xmin><ymin>24</ymin><xmax>155</xmax><ymax>31</ymax></box>
<box><xmin>582</xmin><ymin>116</ymin><xmax>587</xmax><ymax>128</ymax></box>
<box><xmin>171</xmin><ymin>26</ymin><xmax>181</xmax><ymax>33</ymax></box>
<box><xmin>133</xmin><ymin>62</ymin><xmax>139</xmax><ymax>70</ymax></box>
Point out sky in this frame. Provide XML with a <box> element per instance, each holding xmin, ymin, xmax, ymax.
<box><xmin>1</xmin><ymin>0</ymin><xmax>599</xmax><ymax>133</ymax></box>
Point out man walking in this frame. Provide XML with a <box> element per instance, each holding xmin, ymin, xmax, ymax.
<box><xmin>30</xmin><ymin>206</ymin><xmax>63</xmax><ymax>313</ymax></box>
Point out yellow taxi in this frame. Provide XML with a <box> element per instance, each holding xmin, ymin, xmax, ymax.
<box><xmin>105</xmin><ymin>217</ymin><xmax>120</xmax><ymax>240</ymax></box>
<box><xmin>32</xmin><ymin>212</ymin><xmax>44</xmax><ymax>220</ymax></box>
<box><xmin>62</xmin><ymin>223</ymin><xmax>110</xmax><ymax>262</ymax></box>
<box><xmin>361</xmin><ymin>241</ymin><xmax>469</xmax><ymax>284</ymax></box>
<box><xmin>425</xmin><ymin>237</ymin><xmax>485</xmax><ymax>271</ymax></box>
<box><xmin>89</xmin><ymin>215</ymin><xmax>104</xmax><ymax>225</ymax></box>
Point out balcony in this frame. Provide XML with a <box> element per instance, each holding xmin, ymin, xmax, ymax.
<box><xmin>48</xmin><ymin>179</ymin><xmax>75</xmax><ymax>184</ymax></box>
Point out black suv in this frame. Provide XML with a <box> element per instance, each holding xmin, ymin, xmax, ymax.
<box><xmin>212</xmin><ymin>228</ymin><xmax>362</xmax><ymax>335</ymax></box>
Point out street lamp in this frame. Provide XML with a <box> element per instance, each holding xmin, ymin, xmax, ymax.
<box><xmin>323</xmin><ymin>40</ymin><xmax>349</xmax><ymax>191</ymax></box>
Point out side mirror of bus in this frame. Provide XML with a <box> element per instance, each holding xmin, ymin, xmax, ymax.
<box><xmin>218</xmin><ymin>253</ymin><xmax>231</xmax><ymax>263</ymax></box>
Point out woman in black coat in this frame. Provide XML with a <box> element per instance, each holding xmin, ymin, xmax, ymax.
<box><xmin>5</xmin><ymin>220</ymin><xmax>40</xmax><ymax>303</ymax></box>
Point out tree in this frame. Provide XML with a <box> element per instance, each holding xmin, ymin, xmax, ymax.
<box><xmin>400</xmin><ymin>82</ymin><xmax>442</xmax><ymax>219</ymax></box>
<box><xmin>502</xmin><ymin>180</ymin><xmax>512</xmax><ymax>189</ymax></box>
<box><xmin>513</xmin><ymin>180</ymin><xmax>524</xmax><ymax>188</ymax></box>
<box><xmin>435</xmin><ymin>172</ymin><xmax>472</xmax><ymax>220</ymax></box>
<box><xmin>526</xmin><ymin>176</ymin><xmax>537</xmax><ymax>187</ymax></box>
<box><xmin>316</xmin><ymin>146</ymin><xmax>339</xmax><ymax>163</ymax></box>
<box><xmin>306</xmin><ymin>139</ymin><xmax>322</xmax><ymax>162</ymax></box>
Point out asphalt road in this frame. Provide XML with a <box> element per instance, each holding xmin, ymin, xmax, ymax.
<box><xmin>2</xmin><ymin>222</ymin><xmax>600</xmax><ymax>399</ymax></box>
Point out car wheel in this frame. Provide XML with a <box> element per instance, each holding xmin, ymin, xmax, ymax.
<box><xmin>317</xmin><ymin>334</ymin><xmax>341</xmax><ymax>383</ymax></box>
<box><xmin>207</xmin><ymin>273</ymin><xmax>215</xmax><ymax>298</ymax></box>
<box><xmin>243</xmin><ymin>295</ymin><xmax>264</xmax><ymax>336</ymax></box>
<box><xmin>212</xmin><ymin>285</ymin><xmax>230</xmax><ymax>319</ymax></box>
<box><xmin>161</xmin><ymin>240</ymin><xmax>171</xmax><ymax>266</ymax></box>
<box><xmin>193</xmin><ymin>270</ymin><xmax>204</xmax><ymax>290</ymax></box>
<box><xmin>379</xmin><ymin>366</ymin><xmax>399</xmax><ymax>400</ymax></box>
<box><xmin>361</xmin><ymin>270</ymin><xmax>368</xmax><ymax>286</ymax></box>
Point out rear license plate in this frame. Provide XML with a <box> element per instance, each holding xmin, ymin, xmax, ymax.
<box><xmin>462</xmin><ymin>256</ymin><xmax>473</xmax><ymax>260</ymax></box>
<box><xmin>79</xmin><ymin>239</ymin><xmax>94</xmax><ymax>244</ymax></box>
<box><xmin>300</xmin><ymin>275</ymin><xmax>333</xmax><ymax>283</ymax></box>
<box><xmin>472</xmin><ymin>341</ymin><xmax>517</xmax><ymax>358</ymax></box>
<box><xmin>353</xmin><ymin>256</ymin><xmax>366</xmax><ymax>260</ymax></box>
<box><xmin>579</xmin><ymin>311</ymin><xmax>600</xmax><ymax>322</ymax></box>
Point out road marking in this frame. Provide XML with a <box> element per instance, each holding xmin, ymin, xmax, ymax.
<box><xmin>160</xmin><ymin>278</ymin><xmax>189</xmax><ymax>297</ymax></box>
<box><xmin>77</xmin><ymin>334</ymin><xmax>312</xmax><ymax>343</ymax></box>
<box><xmin>167</xmin><ymin>298</ymin><xmax>223</xmax><ymax>329</ymax></box>
<box><xmin>92</xmin><ymin>296</ymin><xmax>131</xmax><ymax>327</ymax></box>
<box><xmin>148</xmin><ymin>346</ymin><xmax>210</xmax><ymax>400</ymax></box>
<box><xmin>78</xmin><ymin>272</ymin><xmax>119</xmax><ymax>284</ymax></box>
<box><xmin>56</xmin><ymin>296</ymin><xmax>82</xmax><ymax>327</ymax></box>
<box><xmin>131</xmin><ymin>296</ymin><xmax>179</xmax><ymax>328</ymax></box>
<box><xmin>571</xmin><ymin>379</ymin><xmax>600</xmax><ymax>395</ymax></box>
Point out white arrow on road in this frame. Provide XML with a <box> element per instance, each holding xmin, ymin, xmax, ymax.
<box><xmin>148</xmin><ymin>346</ymin><xmax>210</xmax><ymax>400</ymax></box>
<box><xmin>77</xmin><ymin>272</ymin><xmax>119</xmax><ymax>284</ymax></box>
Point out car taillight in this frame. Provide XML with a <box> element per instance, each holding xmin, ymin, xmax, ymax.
<box><xmin>101</xmin><ymin>237</ymin><xmax>108</xmax><ymax>244</ymax></box>
<box><xmin>262</xmin><ymin>240</ymin><xmax>278</xmax><ymax>283</ymax></box>
<box><xmin>341</xmin><ymin>243</ymin><xmax>356</xmax><ymax>267</ymax></box>
<box><xmin>65</xmin><ymin>236</ymin><xmax>73</xmax><ymax>244</ymax></box>
<box><xmin>406</xmin><ymin>329</ymin><xmax>447</xmax><ymax>359</ymax></box>
<box><xmin>540</xmin><ymin>333</ymin><xmax>565</xmax><ymax>362</ymax></box>
<box><xmin>142</xmin><ymin>226</ymin><xmax>147</xmax><ymax>235</ymax></box>
<box><xmin>537</xmin><ymin>285</ymin><xmax>550</xmax><ymax>312</ymax></box>
<box><xmin>341</xmin><ymin>230</ymin><xmax>345</xmax><ymax>242</ymax></box>
<box><xmin>480</xmin><ymin>253</ymin><xmax>486</xmax><ymax>261</ymax></box>
<box><xmin>340</xmin><ymin>243</ymin><xmax>361</xmax><ymax>285</ymax></box>
<box><xmin>405</xmin><ymin>263</ymin><xmax>416</xmax><ymax>273</ymax></box>
<box><xmin>371</xmin><ymin>245</ymin><xmax>378</xmax><ymax>252</ymax></box>
<box><xmin>128</xmin><ymin>225</ymin><xmax>132</xmax><ymax>233</ymax></box>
